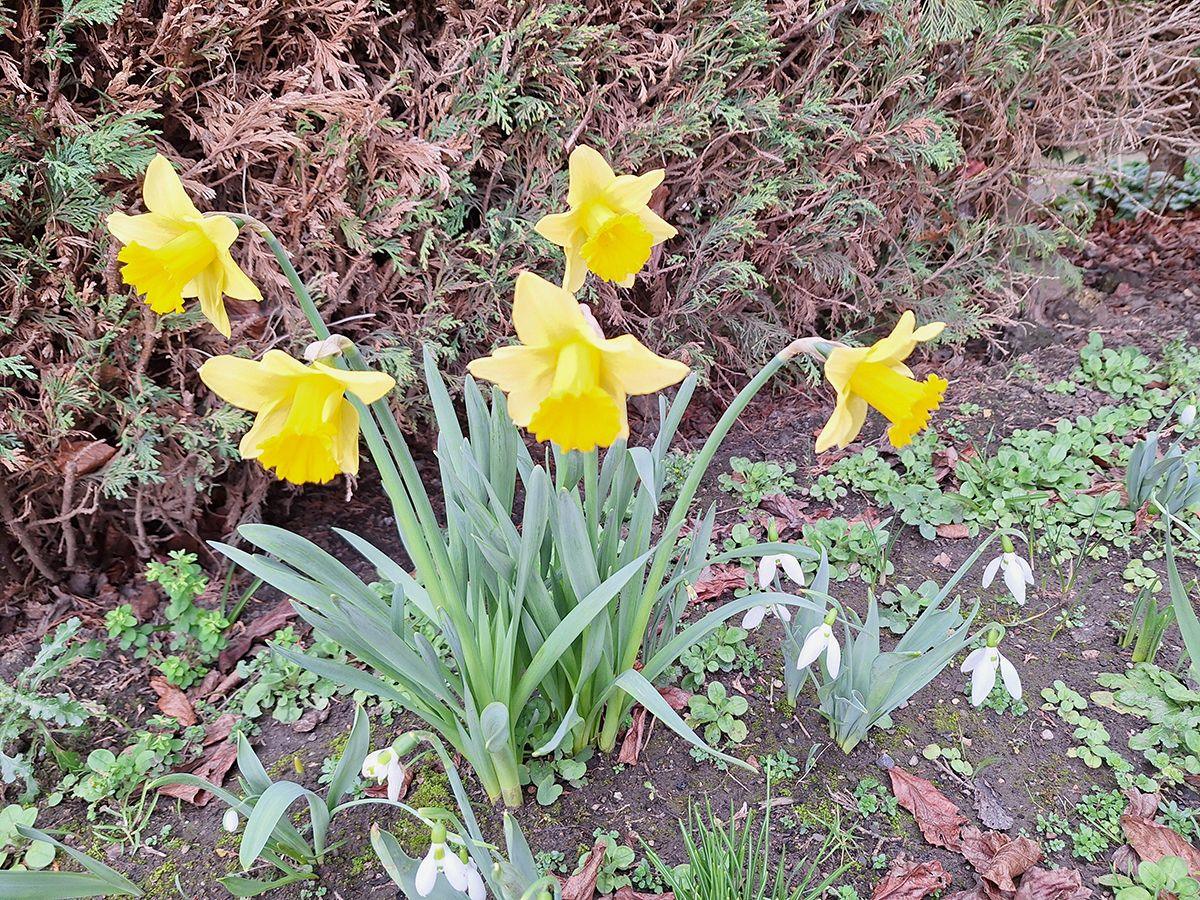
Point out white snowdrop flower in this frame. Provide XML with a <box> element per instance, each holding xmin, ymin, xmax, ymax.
<box><xmin>222</xmin><ymin>808</ymin><xmax>240</xmax><ymax>833</ymax></box>
<box><xmin>744</xmin><ymin>545</ymin><xmax>805</xmax><ymax>628</ymax></box>
<box><xmin>415</xmin><ymin>823</ymin><xmax>469</xmax><ymax>896</ymax></box>
<box><xmin>796</xmin><ymin>608</ymin><xmax>841</xmax><ymax>677</ymax></box>
<box><xmin>757</xmin><ymin>552</ymin><xmax>806</xmax><ymax>590</ymax></box>
<box><xmin>1182</xmin><ymin>403</ymin><xmax>1197</xmax><ymax>427</ymax></box>
<box><xmin>961</xmin><ymin>629</ymin><xmax>1022</xmax><ymax>707</ymax></box>
<box><xmin>981</xmin><ymin>536</ymin><xmax>1034</xmax><ymax>605</ymax></box>
<box><xmin>361</xmin><ymin>746</ymin><xmax>408</xmax><ymax>802</ymax></box>
<box><xmin>464</xmin><ymin>857</ymin><xmax>487</xmax><ymax>900</ymax></box>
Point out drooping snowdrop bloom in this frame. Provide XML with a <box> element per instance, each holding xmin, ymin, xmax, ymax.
<box><xmin>415</xmin><ymin>822</ymin><xmax>469</xmax><ymax>896</ymax></box>
<box><xmin>743</xmin><ymin>553</ymin><xmax>806</xmax><ymax>628</ymax></box>
<box><xmin>222</xmin><ymin>808</ymin><xmax>240</xmax><ymax>833</ymax></box>
<box><xmin>361</xmin><ymin>746</ymin><xmax>408</xmax><ymax>802</ymax></box>
<box><xmin>981</xmin><ymin>535</ymin><xmax>1034</xmax><ymax>606</ymax></box>
<box><xmin>796</xmin><ymin>608</ymin><xmax>841</xmax><ymax>677</ymax></box>
<box><xmin>962</xmin><ymin>628</ymin><xmax>1022</xmax><ymax>707</ymax></box>
<box><xmin>1181</xmin><ymin>403</ymin><xmax>1196</xmax><ymax>427</ymax></box>
<box><xmin>464</xmin><ymin>856</ymin><xmax>487</xmax><ymax>900</ymax></box>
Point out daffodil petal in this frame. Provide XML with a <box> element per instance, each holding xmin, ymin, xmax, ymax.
<box><xmin>239</xmin><ymin>402</ymin><xmax>290</xmax><ymax>458</ymax></box>
<box><xmin>218</xmin><ymin>249</ymin><xmax>262</xmax><ymax>301</ymax></box>
<box><xmin>635</xmin><ymin>206</ymin><xmax>677</xmax><ymax>243</ymax></box>
<box><xmin>607</xmin><ymin>170</ymin><xmax>664</xmax><ymax>208</ymax></box>
<box><xmin>535</xmin><ymin>210</ymin><xmax>578</xmax><ymax>246</ymax></box>
<box><xmin>318</xmin><ymin>363</ymin><xmax>395</xmax><ymax>404</ymax></box>
<box><xmin>824</xmin><ymin>347</ymin><xmax>869</xmax><ymax>393</ymax></box>
<box><xmin>598</xmin><ymin>334</ymin><xmax>688</xmax><ymax>396</ymax></box>
<box><xmin>106</xmin><ymin>211</ymin><xmax>184</xmax><ymax>248</ymax></box>
<box><xmin>566</xmin><ymin>145</ymin><xmax>616</xmax><ymax>207</ymax></box>
<box><xmin>334</xmin><ymin>401</ymin><xmax>361</xmax><ymax>476</ymax></box>
<box><xmin>142</xmin><ymin>154</ymin><xmax>202</xmax><ymax>220</ymax></box>
<box><xmin>562</xmin><ymin>244</ymin><xmax>588</xmax><ymax>293</ymax></box>
<box><xmin>194</xmin><ymin>266</ymin><xmax>231</xmax><ymax>337</ymax></box>
<box><xmin>200</xmin><ymin>356</ymin><xmax>289</xmax><ymax>411</ymax></box>
<box><xmin>197</xmin><ymin>214</ymin><xmax>239</xmax><ymax>251</ymax></box>
<box><xmin>511</xmin><ymin>271</ymin><xmax>589</xmax><ymax>346</ymax></box>
<box><xmin>467</xmin><ymin>345</ymin><xmax>556</xmax><ymax>427</ymax></box>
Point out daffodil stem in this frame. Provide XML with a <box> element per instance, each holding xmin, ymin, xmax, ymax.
<box><xmin>598</xmin><ymin>343</ymin><xmax>800</xmax><ymax>752</ymax></box>
<box><xmin>235</xmin><ymin>216</ymin><xmax>452</xmax><ymax>607</ymax></box>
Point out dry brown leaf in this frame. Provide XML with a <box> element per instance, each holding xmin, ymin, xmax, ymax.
<box><xmin>872</xmin><ymin>857</ymin><xmax>952</xmax><ymax>900</ymax></box>
<box><xmin>1012</xmin><ymin>867</ymin><xmax>1091</xmax><ymax>900</ymax></box>
<box><xmin>149</xmin><ymin>675</ymin><xmax>197</xmax><ymax>726</ymax></box>
<box><xmin>562</xmin><ymin>840</ymin><xmax>607</xmax><ymax>900</ymax></box>
<box><xmin>611</xmin><ymin>889</ymin><xmax>674</xmax><ymax>900</ymax></box>
<box><xmin>157</xmin><ymin>740</ymin><xmax>237</xmax><ymax>806</ymax></box>
<box><xmin>55</xmin><ymin>439</ymin><xmax>117</xmax><ymax>476</ymax></box>
<box><xmin>691</xmin><ymin>564</ymin><xmax>746</xmax><ymax>602</ymax></box>
<box><xmin>959</xmin><ymin>827</ymin><xmax>1041</xmax><ymax>894</ymax></box>
<box><xmin>618</xmin><ymin>686</ymin><xmax>691</xmax><ymax>765</ymax></box>
<box><xmin>1121</xmin><ymin>794</ymin><xmax>1200</xmax><ymax>875</ymax></box>
<box><xmin>888</xmin><ymin>764</ymin><xmax>968</xmax><ymax>850</ymax></box>
<box><xmin>217</xmin><ymin>599</ymin><xmax>296</xmax><ymax>671</ymax></box>
<box><xmin>936</xmin><ymin>523</ymin><xmax>971</xmax><ymax>539</ymax></box>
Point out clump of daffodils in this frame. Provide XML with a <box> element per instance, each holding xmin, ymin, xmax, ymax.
<box><xmin>813</xmin><ymin>312</ymin><xmax>948</xmax><ymax>452</ymax></box>
<box><xmin>106</xmin><ymin>154</ymin><xmax>260</xmax><ymax>336</ymax></box>
<box><xmin>962</xmin><ymin>626</ymin><xmax>1022</xmax><ymax>707</ymax></box>
<box><xmin>981</xmin><ymin>535</ymin><xmax>1034</xmax><ymax>606</ymax></box>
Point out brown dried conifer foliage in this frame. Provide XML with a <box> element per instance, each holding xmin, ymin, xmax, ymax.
<box><xmin>1</xmin><ymin>1</ymin><xmax>1198</xmax><ymax>597</ymax></box>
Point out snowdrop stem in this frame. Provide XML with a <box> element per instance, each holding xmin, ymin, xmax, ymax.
<box><xmin>1000</xmin><ymin>534</ymin><xmax>1016</xmax><ymax>554</ymax></box>
<box><xmin>822</xmin><ymin>607</ymin><xmax>838</xmax><ymax>626</ymax></box>
<box><xmin>985</xmin><ymin>624</ymin><xmax>1004</xmax><ymax>647</ymax></box>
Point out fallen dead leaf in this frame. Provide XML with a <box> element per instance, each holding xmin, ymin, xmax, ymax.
<box><xmin>1121</xmin><ymin>790</ymin><xmax>1200</xmax><ymax>875</ymax></box>
<box><xmin>619</xmin><ymin>686</ymin><xmax>691</xmax><ymax>765</ymax></box>
<box><xmin>158</xmin><ymin>740</ymin><xmax>238</xmax><ymax>806</ymax></box>
<box><xmin>960</xmin><ymin>827</ymin><xmax>1041</xmax><ymax>894</ymax></box>
<box><xmin>217</xmin><ymin>599</ymin><xmax>296</xmax><ymax>671</ymax></box>
<box><xmin>55</xmin><ymin>439</ymin><xmax>117</xmax><ymax>476</ymax></box>
<box><xmin>887</xmin><ymin>764</ymin><xmax>968</xmax><ymax>850</ymax></box>
<box><xmin>611</xmin><ymin>888</ymin><xmax>673</xmax><ymax>900</ymax></box>
<box><xmin>561</xmin><ymin>840</ymin><xmax>606</xmax><ymax>900</ymax></box>
<box><xmin>932</xmin><ymin>552</ymin><xmax>952</xmax><ymax>569</ymax></box>
<box><xmin>691</xmin><ymin>564</ymin><xmax>746</xmax><ymax>603</ymax></box>
<box><xmin>936</xmin><ymin>523</ymin><xmax>971</xmax><ymax>539</ymax></box>
<box><xmin>149</xmin><ymin>675</ymin><xmax>197</xmax><ymax>726</ymax></box>
<box><xmin>872</xmin><ymin>857</ymin><xmax>952</xmax><ymax>900</ymax></box>
<box><xmin>973</xmin><ymin>778</ymin><xmax>1014</xmax><ymax>832</ymax></box>
<box><xmin>1012</xmin><ymin>867</ymin><xmax>1090</xmax><ymax>900</ymax></box>
<box><xmin>759</xmin><ymin>492</ymin><xmax>808</xmax><ymax>525</ymax></box>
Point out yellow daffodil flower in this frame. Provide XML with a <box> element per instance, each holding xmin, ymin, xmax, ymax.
<box><xmin>107</xmin><ymin>154</ymin><xmax>260</xmax><ymax>337</ymax></box>
<box><xmin>815</xmin><ymin>312</ymin><xmax>948</xmax><ymax>453</ymax></box>
<box><xmin>535</xmin><ymin>145</ymin><xmax>676</xmax><ymax>292</ymax></box>
<box><xmin>468</xmin><ymin>272</ymin><xmax>688</xmax><ymax>452</ymax></box>
<box><xmin>199</xmin><ymin>350</ymin><xmax>394</xmax><ymax>485</ymax></box>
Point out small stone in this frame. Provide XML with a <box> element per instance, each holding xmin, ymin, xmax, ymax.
<box><xmin>909</xmin><ymin>755</ymin><xmax>918</xmax><ymax>766</ymax></box>
<box><xmin>1041</xmin><ymin>729</ymin><xmax>1054</xmax><ymax>740</ymax></box>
